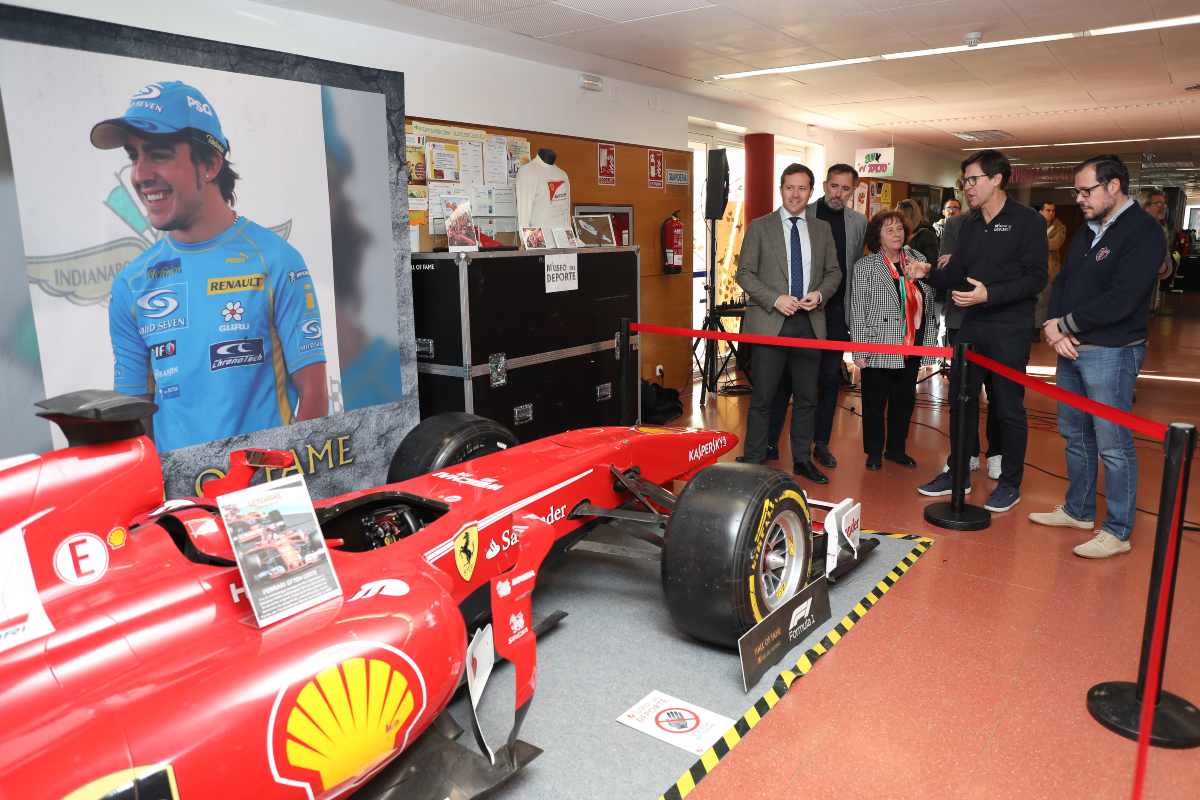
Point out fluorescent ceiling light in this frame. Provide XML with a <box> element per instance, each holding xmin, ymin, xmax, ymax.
<box><xmin>961</xmin><ymin>135</ymin><xmax>1200</xmax><ymax>151</ymax></box>
<box><xmin>714</xmin><ymin>15</ymin><xmax>1200</xmax><ymax>80</ymax></box>
<box><xmin>1089</xmin><ymin>14</ymin><xmax>1200</xmax><ymax>36</ymax></box>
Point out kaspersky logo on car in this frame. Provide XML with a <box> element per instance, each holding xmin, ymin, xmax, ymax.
<box><xmin>268</xmin><ymin>642</ymin><xmax>428</xmax><ymax>800</ymax></box>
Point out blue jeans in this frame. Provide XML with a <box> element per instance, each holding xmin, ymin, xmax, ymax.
<box><xmin>1055</xmin><ymin>344</ymin><xmax>1145</xmax><ymax>540</ymax></box>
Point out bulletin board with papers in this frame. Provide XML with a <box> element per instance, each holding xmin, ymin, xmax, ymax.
<box><xmin>406</xmin><ymin>120</ymin><xmax>530</xmax><ymax>251</ymax></box>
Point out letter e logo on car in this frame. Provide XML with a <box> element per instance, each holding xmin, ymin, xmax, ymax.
<box><xmin>53</xmin><ymin>533</ymin><xmax>109</xmax><ymax>585</ymax></box>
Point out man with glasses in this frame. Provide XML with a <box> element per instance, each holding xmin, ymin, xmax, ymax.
<box><xmin>1031</xmin><ymin>155</ymin><xmax>1163</xmax><ymax>558</ymax></box>
<box><xmin>918</xmin><ymin>149</ymin><xmax>1047</xmax><ymax>512</ymax></box>
<box><xmin>1137</xmin><ymin>188</ymin><xmax>1174</xmax><ymax>313</ymax></box>
<box><xmin>933</xmin><ymin>196</ymin><xmax>962</xmax><ymax>238</ymax></box>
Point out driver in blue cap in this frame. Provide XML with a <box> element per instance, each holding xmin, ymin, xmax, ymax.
<box><xmin>93</xmin><ymin>81</ymin><xmax>329</xmax><ymax>452</ymax></box>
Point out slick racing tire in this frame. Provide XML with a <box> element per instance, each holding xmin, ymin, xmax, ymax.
<box><xmin>387</xmin><ymin>412</ymin><xmax>518</xmax><ymax>483</ymax></box>
<box><xmin>661</xmin><ymin>463</ymin><xmax>813</xmax><ymax>648</ymax></box>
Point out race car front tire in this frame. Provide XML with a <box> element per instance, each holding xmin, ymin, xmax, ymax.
<box><xmin>661</xmin><ymin>463</ymin><xmax>813</xmax><ymax>648</ymax></box>
<box><xmin>387</xmin><ymin>412</ymin><xmax>518</xmax><ymax>483</ymax></box>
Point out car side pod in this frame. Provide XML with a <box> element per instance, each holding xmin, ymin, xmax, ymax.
<box><xmin>355</xmin><ymin>516</ymin><xmax>557</xmax><ymax>800</ymax></box>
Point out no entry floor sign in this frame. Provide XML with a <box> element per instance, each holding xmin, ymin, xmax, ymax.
<box><xmin>618</xmin><ymin>690</ymin><xmax>734</xmax><ymax>755</ymax></box>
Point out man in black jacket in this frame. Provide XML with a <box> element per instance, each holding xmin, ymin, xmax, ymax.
<box><xmin>1030</xmin><ymin>155</ymin><xmax>1163</xmax><ymax>558</ymax></box>
<box><xmin>917</xmin><ymin>149</ymin><xmax>1047</xmax><ymax>512</ymax></box>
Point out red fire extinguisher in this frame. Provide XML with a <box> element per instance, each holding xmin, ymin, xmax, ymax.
<box><xmin>662</xmin><ymin>211</ymin><xmax>684</xmax><ymax>274</ymax></box>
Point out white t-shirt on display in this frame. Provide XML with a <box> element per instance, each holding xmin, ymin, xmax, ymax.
<box><xmin>516</xmin><ymin>156</ymin><xmax>572</xmax><ymax>233</ymax></box>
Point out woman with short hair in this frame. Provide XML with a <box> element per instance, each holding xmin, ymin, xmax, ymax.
<box><xmin>849</xmin><ymin>210</ymin><xmax>939</xmax><ymax>470</ymax></box>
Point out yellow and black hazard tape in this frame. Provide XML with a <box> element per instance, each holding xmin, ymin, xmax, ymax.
<box><xmin>659</xmin><ymin>531</ymin><xmax>933</xmax><ymax>800</ymax></box>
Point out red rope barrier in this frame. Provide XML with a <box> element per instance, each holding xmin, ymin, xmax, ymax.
<box><xmin>631</xmin><ymin>322</ymin><xmax>952</xmax><ymax>359</ymax></box>
<box><xmin>964</xmin><ymin>350</ymin><xmax>1168</xmax><ymax>442</ymax></box>
<box><xmin>633</xmin><ymin>321</ymin><xmax>1170</xmax><ymax>441</ymax></box>
<box><xmin>1130</xmin><ymin>463</ymin><xmax>1187</xmax><ymax>800</ymax></box>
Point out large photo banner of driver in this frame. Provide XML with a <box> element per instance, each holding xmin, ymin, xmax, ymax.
<box><xmin>0</xmin><ymin>9</ymin><xmax>416</xmax><ymax>500</ymax></box>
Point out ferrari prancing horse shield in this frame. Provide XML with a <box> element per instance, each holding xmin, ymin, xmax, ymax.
<box><xmin>454</xmin><ymin>522</ymin><xmax>479</xmax><ymax>581</ymax></box>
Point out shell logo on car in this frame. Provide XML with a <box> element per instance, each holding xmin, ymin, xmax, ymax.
<box><xmin>269</xmin><ymin>643</ymin><xmax>428</xmax><ymax>798</ymax></box>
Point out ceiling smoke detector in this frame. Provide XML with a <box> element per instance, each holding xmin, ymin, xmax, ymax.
<box><xmin>952</xmin><ymin>129</ymin><xmax>1016</xmax><ymax>142</ymax></box>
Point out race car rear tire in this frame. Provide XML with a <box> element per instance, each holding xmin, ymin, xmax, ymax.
<box><xmin>661</xmin><ymin>463</ymin><xmax>813</xmax><ymax>648</ymax></box>
<box><xmin>387</xmin><ymin>412</ymin><xmax>518</xmax><ymax>483</ymax></box>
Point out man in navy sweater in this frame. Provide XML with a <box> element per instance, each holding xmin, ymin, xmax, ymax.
<box><xmin>1031</xmin><ymin>154</ymin><xmax>1164</xmax><ymax>559</ymax></box>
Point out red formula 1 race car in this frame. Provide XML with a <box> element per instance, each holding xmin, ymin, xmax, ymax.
<box><xmin>0</xmin><ymin>391</ymin><xmax>873</xmax><ymax>800</ymax></box>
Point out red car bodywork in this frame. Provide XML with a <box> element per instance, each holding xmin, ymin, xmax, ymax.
<box><xmin>0</xmin><ymin>425</ymin><xmax>735</xmax><ymax>799</ymax></box>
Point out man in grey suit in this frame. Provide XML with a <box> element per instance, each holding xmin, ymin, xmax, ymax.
<box><xmin>765</xmin><ymin>164</ymin><xmax>868</xmax><ymax>467</ymax></box>
<box><xmin>736</xmin><ymin>163</ymin><xmax>842</xmax><ymax>483</ymax></box>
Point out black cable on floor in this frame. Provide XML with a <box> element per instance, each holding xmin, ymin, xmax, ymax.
<box><xmin>836</xmin><ymin>400</ymin><xmax>1200</xmax><ymax>531</ymax></box>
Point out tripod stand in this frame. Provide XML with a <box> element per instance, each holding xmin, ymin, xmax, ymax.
<box><xmin>694</xmin><ymin>218</ymin><xmax>751</xmax><ymax>407</ymax></box>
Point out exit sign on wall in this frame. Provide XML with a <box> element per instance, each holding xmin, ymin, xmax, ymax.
<box><xmin>855</xmin><ymin>147</ymin><xmax>895</xmax><ymax>177</ymax></box>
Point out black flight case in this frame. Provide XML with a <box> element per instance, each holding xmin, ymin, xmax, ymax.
<box><xmin>409</xmin><ymin>246</ymin><xmax>640</xmax><ymax>441</ymax></box>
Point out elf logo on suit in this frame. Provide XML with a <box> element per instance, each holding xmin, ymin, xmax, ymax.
<box><xmin>735</xmin><ymin>164</ymin><xmax>842</xmax><ymax>482</ymax></box>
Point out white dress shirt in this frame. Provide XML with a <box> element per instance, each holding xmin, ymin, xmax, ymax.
<box><xmin>778</xmin><ymin>205</ymin><xmax>812</xmax><ymax>296</ymax></box>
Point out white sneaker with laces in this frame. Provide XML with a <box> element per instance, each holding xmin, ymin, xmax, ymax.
<box><xmin>1029</xmin><ymin>505</ymin><xmax>1094</xmax><ymax>530</ymax></box>
<box><xmin>1074</xmin><ymin>530</ymin><xmax>1131</xmax><ymax>559</ymax></box>
<box><xmin>987</xmin><ymin>454</ymin><xmax>1002</xmax><ymax>480</ymax></box>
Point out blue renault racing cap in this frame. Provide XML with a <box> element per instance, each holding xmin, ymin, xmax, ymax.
<box><xmin>90</xmin><ymin>81</ymin><xmax>230</xmax><ymax>155</ymax></box>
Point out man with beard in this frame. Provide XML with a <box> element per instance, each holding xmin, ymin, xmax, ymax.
<box><xmin>764</xmin><ymin>164</ymin><xmax>867</xmax><ymax>467</ymax></box>
<box><xmin>1031</xmin><ymin>155</ymin><xmax>1163</xmax><ymax>558</ymax></box>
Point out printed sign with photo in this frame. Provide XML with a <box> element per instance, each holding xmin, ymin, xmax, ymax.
<box><xmin>572</xmin><ymin>214</ymin><xmax>615</xmax><ymax>247</ymax></box>
<box><xmin>217</xmin><ymin>474</ymin><xmax>341</xmax><ymax>627</ymax></box>
<box><xmin>521</xmin><ymin>227</ymin><xmax>548</xmax><ymax>249</ymax></box>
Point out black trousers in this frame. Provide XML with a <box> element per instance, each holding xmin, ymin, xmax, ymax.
<box><xmin>767</xmin><ymin>302</ymin><xmax>848</xmax><ymax>449</ymax></box>
<box><xmin>745</xmin><ymin>313</ymin><xmax>820</xmax><ymax>463</ymax></box>
<box><xmin>949</xmin><ymin>328</ymin><xmax>1004</xmax><ymax>459</ymax></box>
<box><xmin>861</xmin><ymin>355</ymin><xmax>921</xmax><ymax>457</ymax></box>
<box><xmin>949</xmin><ymin>323</ymin><xmax>1031</xmax><ymax>486</ymax></box>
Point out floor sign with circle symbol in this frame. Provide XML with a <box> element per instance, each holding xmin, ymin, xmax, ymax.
<box><xmin>618</xmin><ymin>690</ymin><xmax>734</xmax><ymax>755</ymax></box>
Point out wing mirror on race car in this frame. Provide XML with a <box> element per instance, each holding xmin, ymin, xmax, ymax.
<box><xmin>200</xmin><ymin>448</ymin><xmax>296</xmax><ymax>499</ymax></box>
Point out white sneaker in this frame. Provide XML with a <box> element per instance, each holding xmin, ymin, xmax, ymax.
<box><xmin>942</xmin><ymin>456</ymin><xmax>980</xmax><ymax>474</ymax></box>
<box><xmin>1074</xmin><ymin>530</ymin><xmax>1132</xmax><ymax>559</ymax></box>
<box><xmin>1029</xmin><ymin>505</ymin><xmax>1094</xmax><ymax>530</ymax></box>
<box><xmin>987</xmin><ymin>454</ymin><xmax>1002</xmax><ymax>480</ymax></box>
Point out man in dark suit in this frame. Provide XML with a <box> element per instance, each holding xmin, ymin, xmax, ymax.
<box><xmin>765</xmin><ymin>164</ymin><xmax>868</xmax><ymax>467</ymax></box>
<box><xmin>735</xmin><ymin>163</ymin><xmax>842</xmax><ymax>483</ymax></box>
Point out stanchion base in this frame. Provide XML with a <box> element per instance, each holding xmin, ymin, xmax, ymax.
<box><xmin>1089</xmin><ymin>686</ymin><xmax>1200</xmax><ymax>748</ymax></box>
<box><xmin>923</xmin><ymin>502</ymin><xmax>991</xmax><ymax>531</ymax></box>
<box><xmin>1087</xmin><ymin>682</ymin><xmax>1200</xmax><ymax>749</ymax></box>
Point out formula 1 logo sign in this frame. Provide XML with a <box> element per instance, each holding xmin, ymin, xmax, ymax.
<box><xmin>269</xmin><ymin>642</ymin><xmax>428</xmax><ymax>800</ymax></box>
<box><xmin>25</xmin><ymin>166</ymin><xmax>292</xmax><ymax>307</ymax></box>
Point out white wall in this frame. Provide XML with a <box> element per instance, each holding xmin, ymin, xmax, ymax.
<box><xmin>11</xmin><ymin>0</ymin><xmax>961</xmax><ymax>187</ymax></box>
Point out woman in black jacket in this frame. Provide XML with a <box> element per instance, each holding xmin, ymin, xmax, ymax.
<box><xmin>898</xmin><ymin>199</ymin><xmax>939</xmax><ymax>264</ymax></box>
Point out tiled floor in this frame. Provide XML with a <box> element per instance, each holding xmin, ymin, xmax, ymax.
<box><xmin>678</xmin><ymin>294</ymin><xmax>1200</xmax><ymax>800</ymax></box>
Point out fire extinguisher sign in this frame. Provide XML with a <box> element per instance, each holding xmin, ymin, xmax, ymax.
<box><xmin>648</xmin><ymin>149</ymin><xmax>664</xmax><ymax>189</ymax></box>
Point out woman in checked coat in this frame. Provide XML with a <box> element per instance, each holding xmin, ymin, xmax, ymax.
<box><xmin>850</xmin><ymin>210</ymin><xmax>939</xmax><ymax>470</ymax></box>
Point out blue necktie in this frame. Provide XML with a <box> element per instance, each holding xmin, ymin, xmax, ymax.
<box><xmin>789</xmin><ymin>216</ymin><xmax>804</xmax><ymax>297</ymax></box>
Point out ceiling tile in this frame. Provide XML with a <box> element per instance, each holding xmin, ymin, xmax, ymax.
<box><xmin>479</xmin><ymin>2</ymin><xmax>612</xmax><ymax>35</ymax></box>
<box><xmin>553</xmin><ymin>0</ymin><xmax>714</xmax><ymax>23</ymax></box>
<box><xmin>389</xmin><ymin>0</ymin><xmax>547</xmax><ymax>20</ymax></box>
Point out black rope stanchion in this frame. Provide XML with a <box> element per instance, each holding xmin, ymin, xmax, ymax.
<box><xmin>1087</xmin><ymin>423</ymin><xmax>1200</xmax><ymax>749</ymax></box>
<box><xmin>617</xmin><ymin>317</ymin><xmax>636</xmax><ymax>425</ymax></box>
<box><xmin>923</xmin><ymin>341</ymin><xmax>990</xmax><ymax>531</ymax></box>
